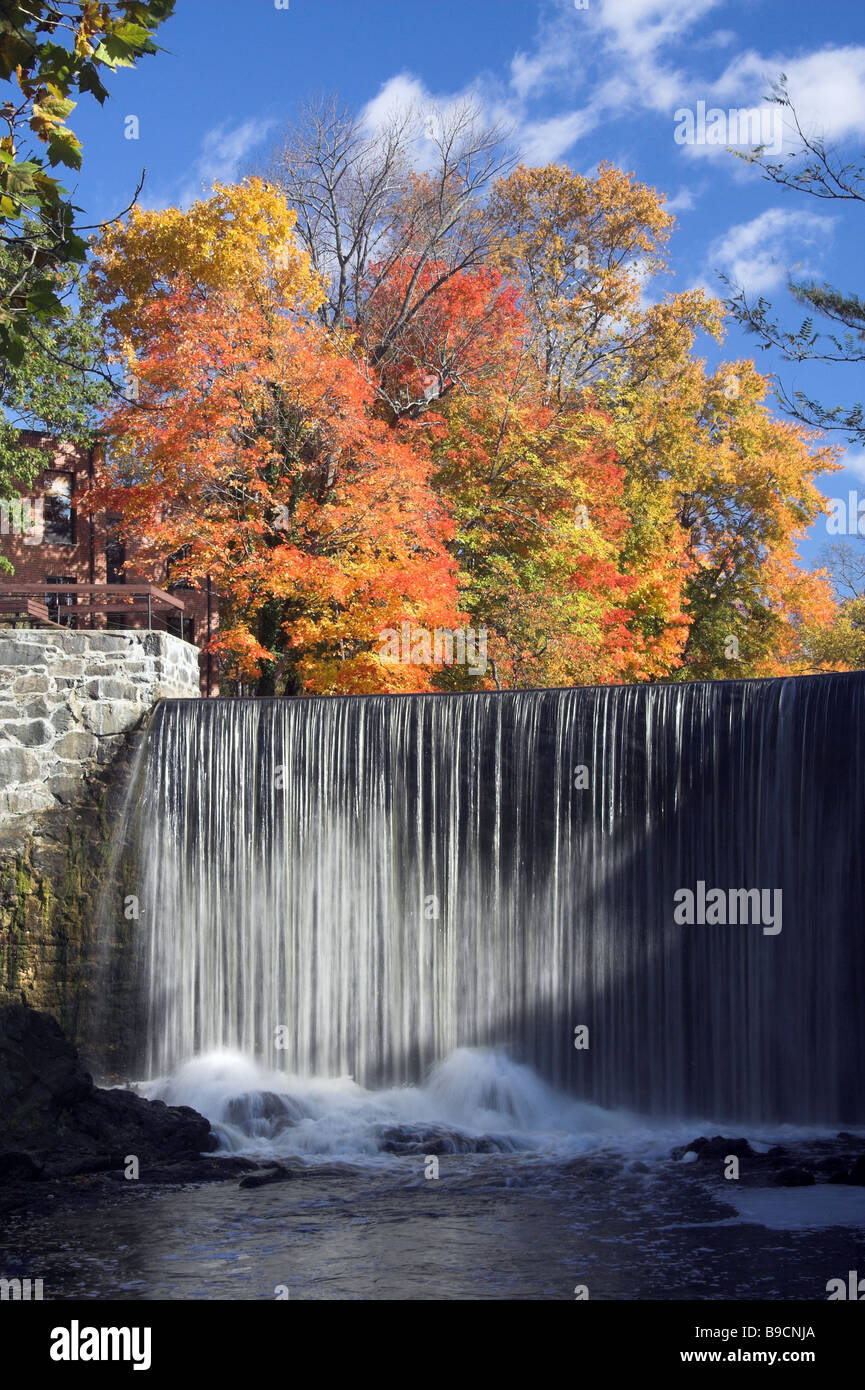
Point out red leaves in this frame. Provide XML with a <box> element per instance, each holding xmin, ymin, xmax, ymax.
<box><xmin>94</xmin><ymin>278</ymin><xmax>461</xmax><ymax>691</ymax></box>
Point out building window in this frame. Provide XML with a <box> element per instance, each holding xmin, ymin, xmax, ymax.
<box><xmin>166</xmin><ymin>545</ymin><xmax>194</xmax><ymax>589</ymax></box>
<box><xmin>43</xmin><ymin>472</ymin><xmax>74</xmax><ymax>545</ymax></box>
<box><xmin>105</xmin><ymin>515</ymin><xmax>126</xmax><ymax>585</ymax></box>
<box><xmin>46</xmin><ymin>576</ymin><xmax>77</xmax><ymax>627</ymax></box>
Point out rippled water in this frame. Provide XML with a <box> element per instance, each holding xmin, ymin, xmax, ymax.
<box><xmin>5</xmin><ymin>1050</ymin><xmax>864</xmax><ymax>1301</ymax></box>
<box><xmin>6</xmin><ymin>1152</ymin><xmax>865</xmax><ymax>1302</ymax></box>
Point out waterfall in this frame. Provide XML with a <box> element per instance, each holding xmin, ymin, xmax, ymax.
<box><xmin>125</xmin><ymin>673</ymin><xmax>865</xmax><ymax>1124</ymax></box>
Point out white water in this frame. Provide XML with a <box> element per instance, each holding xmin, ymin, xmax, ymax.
<box><xmin>107</xmin><ymin>676</ymin><xmax>865</xmax><ymax>1125</ymax></box>
<box><xmin>140</xmin><ymin>1045</ymin><xmax>857</xmax><ymax>1169</ymax></box>
<box><xmin>142</xmin><ymin>1047</ymin><xmax>626</xmax><ymax>1160</ymax></box>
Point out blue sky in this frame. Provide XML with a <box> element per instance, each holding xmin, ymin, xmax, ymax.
<box><xmin>67</xmin><ymin>0</ymin><xmax>865</xmax><ymax>568</ymax></box>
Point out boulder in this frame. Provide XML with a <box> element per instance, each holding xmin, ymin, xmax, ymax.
<box><xmin>770</xmin><ymin>1167</ymin><xmax>816</xmax><ymax>1187</ymax></box>
<box><xmin>239</xmin><ymin>1165</ymin><xmax>295</xmax><ymax>1189</ymax></box>
<box><xmin>830</xmin><ymin>1155</ymin><xmax>865</xmax><ymax>1186</ymax></box>
<box><xmin>376</xmin><ymin>1123</ymin><xmax>513</xmax><ymax>1155</ymax></box>
<box><xmin>671</xmin><ymin>1135</ymin><xmax>755</xmax><ymax>1163</ymax></box>
<box><xmin>0</xmin><ymin>1002</ymin><xmax>216</xmax><ymax>1179</ymax></box>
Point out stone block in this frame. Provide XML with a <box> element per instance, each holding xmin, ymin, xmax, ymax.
<box><xmin>0</xmin><ymin>744</ymin><xmax>42</xmax><ymax>786</ymax></box>
<box><xmin>7</xmin><ymin>718</ymin><xmax>53</xmax><ymax>747</ymax></box>
<box><xmin>11</xmin><ymin>675</ymin><xmax>51</xmax><ymax>694</ymax></box>
<box><xmin>53</xmin><ymin>731</ymin><xmax>97</xmax><ymax>761</ymax></box>
<box><xmin>81</xmin><ymin>702</ymin><xmax>144</xmax><ymax>736</ymax></box>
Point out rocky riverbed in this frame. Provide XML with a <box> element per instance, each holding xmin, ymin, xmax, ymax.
<box><xmin>3</xmin><ymin>1003</ymin><xmax>865</xmax><ymax>1300</ymax></box>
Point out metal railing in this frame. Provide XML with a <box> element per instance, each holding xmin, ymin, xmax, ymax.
<box><xmin>0</xmin><ymin>583</ymin><xmax>185</xmax><ymax>637</ymax></box>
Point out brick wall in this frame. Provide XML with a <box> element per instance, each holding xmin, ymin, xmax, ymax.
<box><xmin>1</xmin><ymin>434</ymin><xmax>219</xmax><ymax>694</ymax></box>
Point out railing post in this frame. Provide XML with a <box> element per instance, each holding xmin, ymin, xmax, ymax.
<box><xmin>147</xmin><ymin>590</ymin><xmax>152</xmax><ymax>630</ymax></box>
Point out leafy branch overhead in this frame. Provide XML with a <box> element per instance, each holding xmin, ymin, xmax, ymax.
<box><xmin>0</xmin><ymin>0</ymin><xmax>174</xmax><ymax>365</ymax></box>
<box><xmin>726</xmin><ymin>78</ymin><xmax>865</xmax><ymax>445</ymax></box>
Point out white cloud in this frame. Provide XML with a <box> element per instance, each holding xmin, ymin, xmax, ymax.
<box><xmin>840</xmin><ymin>451</ymin><xmax>865</xmax><ymax>483</ymax></box>
<box><xmin>196</xmin><ymin>118</ymin><xmax>276</xmax><ymax>185</ymax></box>
<box><xmin>711</xmin><ymin>46</ymin><xmax>865</xmax><ymax>141</ymax></box>
<box><xmin>707</xmin><ymin>207</ymin><xmax>830</xmax><ymax>296</ymax></box>
<box><xmin>664</xmin><ymin>187</ymin><xmax>697</xmax><ymax>212</ymax></box>
<box><xmin>146</xmin><ymin>118</ymin><xmax>277</xmax><ymax>211</ymax></box>
<box><xmin>360</xmin><ymin>73</ymin><xmax>431</xmax><ymax>134</ymax></box>
<box><xmin>360</xmin><ymin>1</ymin><xmax>733</xmax><ymax>169</ymax></box>
<box><xmin>357</xmin><ymin>11</ymin><xmax>865</xmax><ymax>178</ymax></box>
<box><xmin>695</xmin><ymin>29</ymin><xmax>738</xmax><ymax>51</ymax></box>
<box><xmin>519</xmin><ymin>110</ymin><xmax>600</xmax><ymax>164</ymax></box>
<box><xmin>509</xmin><ymin>1</ymin><xmax>589</xmax><ymax>102</ymax></box>
<box><xmin>591</xmin><ymin>0</ymin><xmax>722</xmax><ymax>63</ymax></box>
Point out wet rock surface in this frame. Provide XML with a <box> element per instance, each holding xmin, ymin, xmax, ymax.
<box><xmin>375</xmin><ymin>1123</ymin><xmax>515</xmax><ymax>1155</ymax></box>
<box><xmin>0</xmin><ymin>1003</ymin><xmax>222</xmax><ymax>1209</ymax></box>
<box><xmin>671</xmin><ymin>1132</ymin><xmax>865</xmax><ymax>1186</ymax></box>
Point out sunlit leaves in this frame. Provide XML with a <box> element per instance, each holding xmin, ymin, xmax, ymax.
<box><xmin>0</xmin><ymin>1</ymin><xmax>174</xmax><ymax>363</ymax></box>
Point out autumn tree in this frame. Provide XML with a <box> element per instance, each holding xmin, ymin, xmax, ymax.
<box><xmin>482</xmin><ymin>162</ymin><xmax>839</xmax><ymax>681</ymax></box>
<box><xmin>89</xmin><ymin>155</ymin><xmax>843</xmax><ymax>693</ymax></box>
<box><xmin>364</xmin><ymin>253</ymin><xmax>658</xmax><ymax>686</ymax></box>
<box><xmin>90</xmin><ymin>179</ymin><xmax>461</xmax><ymax>694</ymax></box>
<box><xmin>488</xmin><ymin>162</ymin><xmax>720</xmax><ymax>403</ymax></box>
<box><xmin>586</xmin><ymin>357</ymin><xmax>839</xmax><ymax>679</ymax></box>
<box><xmin>795</xmin><ymin>541</ymin><xmax>865</xmax><ymax>671</ymax></box>
<box><xmin>267</xmin><ymin>94</ymin><xmax>513</xmax><ymax>392</ymax></box>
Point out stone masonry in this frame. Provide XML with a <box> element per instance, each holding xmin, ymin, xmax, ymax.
<box><xmin>0</xmin><ymin>628</ymin><xmax>199</xmax><ymax>850</ymax></box>
<box><xmin>0</xmin><ymin>629</ymin><xmax>199</xmax><ymax>1047</ymax></box>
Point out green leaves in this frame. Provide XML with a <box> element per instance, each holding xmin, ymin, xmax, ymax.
<box><xmin>0</xmin><ymin>2</ymin><xmax>175</xmax><ymax>365</ymax></box>
<box><xmin>76</xmin><ymin>62</ymin><xmax>110</xmax><ymax>104</ymax></box>
<box><xmin>34</xmin><ymin>93</ymin><xmax>77</xmax><ymax>122</ymax></box>
<box><xmin>45</xmin><ymin>126</ymin><xmax>83</xmax><ymax>169</ymax></box>
<box><xmin>0</xmin><ymin>234</ymin><xmax>111</xmax><ymax>498</ymax></box>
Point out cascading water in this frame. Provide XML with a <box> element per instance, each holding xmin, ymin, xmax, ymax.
<box><xmin>113</xmin><ymin>673</ymin><xmax>865</xmax><ymax>1126</ymax></box>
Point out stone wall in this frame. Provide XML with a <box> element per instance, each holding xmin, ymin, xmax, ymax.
<box><xmin>0</xmin><ymin>629</ymin><xmax>199</xmax><ymax>1050</ymax></box>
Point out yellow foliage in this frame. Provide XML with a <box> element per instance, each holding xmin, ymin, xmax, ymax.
<box><xmin>90</xmin><ymin>177</ymin><xmax>324</xmax><ymax>345</ymax></box>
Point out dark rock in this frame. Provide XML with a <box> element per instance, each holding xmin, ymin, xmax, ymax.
<box><xmin>107</xmin><ymin>1156</ymin><xmax>259</xmax><ymax>1185</ymax></box>
<box><xmin>831</xmin><ymin>1155</ymin><xmax>865</xmax><ymax>1186</ymax></box>
<box><xmin>239</xmin><ymin>1165</ymin><xmax>294</xmax><ymax>1189</ymax></box>
<box><xmin>224</xmin><ymin>1090</ymin><xmax>307</xmax><ymax>1135</ymax></box>
<box><xmin>558</xmin><ymin>1158</ymin><xmax>623</xmax><ymax>1180</ymax></box>
<box><xmin>671</xmin><ymin>1135</ymin><xmax>755</xmax><ymax>1163</ymax></box>
<box><xmin>0</xmin><ymin>1150</ymin><xmax>44</xmax><ymax>1182</ymax></box>
<box><xmin>771</xmin><ymin>1167</ymin><xmax>816</xmax><ymax>1187</ymax></box>
<box><xmin>0</xmin><ymin>1002</ymin><xmax>216</xmax><ymax>1176</ymax></box>
<box><xmin>376</xmin><ymin>1123</ymin><xmax>513</xmax><ymax>1156</ymax></box>
<box><xmin>813</xmin><ymin>1156</ymin><xmax>853</xmax><ymax>1180</ymax></box>
<box><xmin>43</xmin><ymin>1154</ymin><xmax>117</xmax><ymax>1179</ymax></box>
<box><xmin>237</xmin><ymin>1160</ymin><xmax>358</xmax><ymax>1187</ymax></box>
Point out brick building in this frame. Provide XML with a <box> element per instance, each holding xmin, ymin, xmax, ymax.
<box><xmin>0</xmin><ymin>434</ymin><xmax>218</xmax><ymax>694</ymax></box>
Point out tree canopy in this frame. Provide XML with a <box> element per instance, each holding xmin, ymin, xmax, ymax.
<box><xmin>85</xmin><ymin>145</ymin><xmax>841</xmax><ymax>691</ymax></box>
